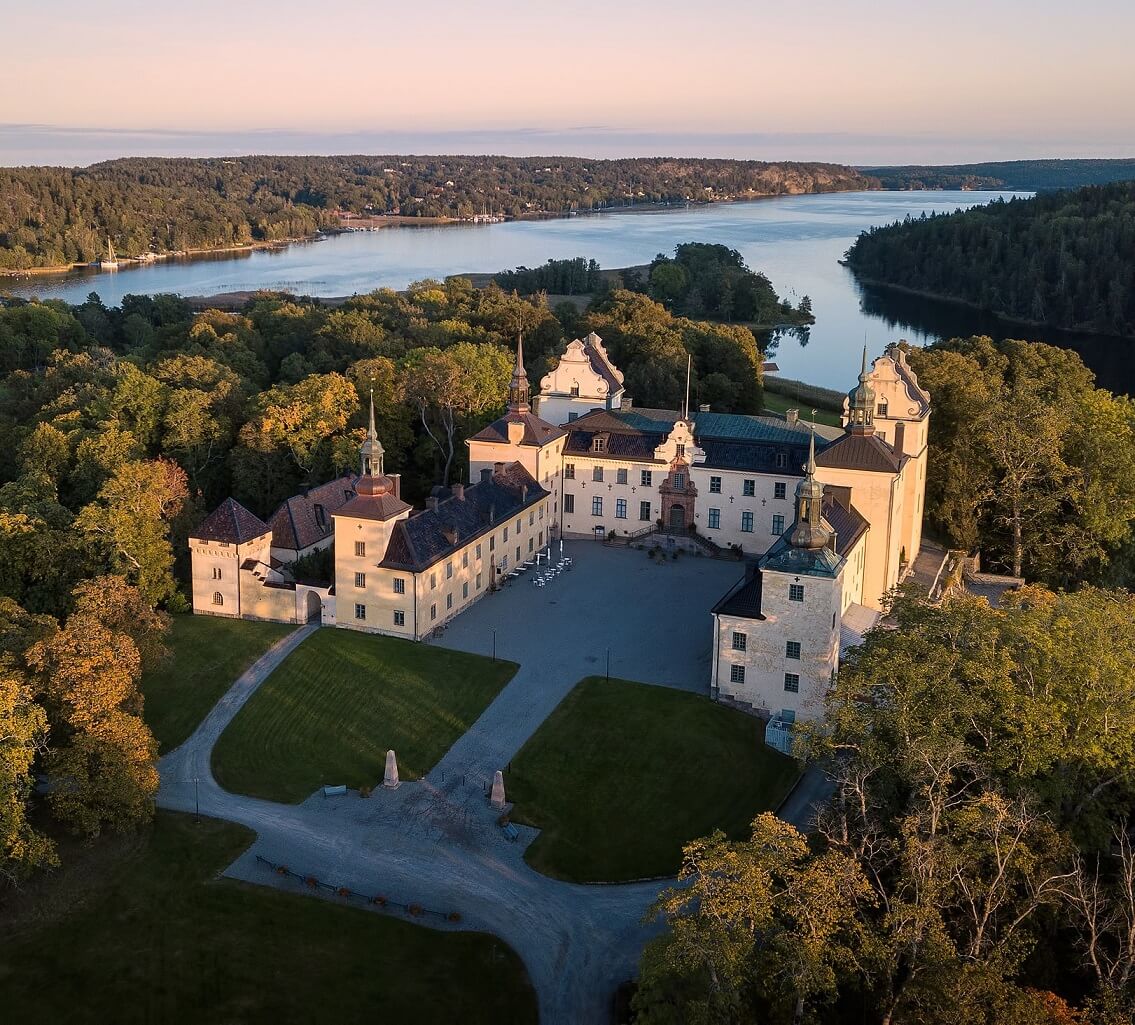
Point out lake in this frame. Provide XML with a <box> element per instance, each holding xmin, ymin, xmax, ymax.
<box><xmin>6</xmin><ymin>190</ymin><xmax>1132</xmax><ymax>394</ymax></box>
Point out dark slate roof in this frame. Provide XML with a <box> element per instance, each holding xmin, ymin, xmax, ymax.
<box><xmin>814</xmin><ymin>432</ymin><xmax>903</xmax><ymax>474</ymax></box>
<box><xmin>699</xmin><ymin>438</ymin><xmax>810</xmax><ymax>474</ymax></box>
<box><xmin>468</xmin><ymin>410</ymin><xmax>567</xmax><ymax>448</ymax></box>
<box><xmin>379</xmin><ymin>463</ymin><xmax>548</xmax><ymax>573</ymax></box>
<box><xmin>712</xmin><ymin>571</ymin><xmax>765</xmax><ymax>620</ymax></box>
<box><xmin>822</xmin><ymin>494</ymin><xmax>869</xmax><ymax>558</ymax></box>
<box><xmin>194</xmin><ymin>498</ymin><xmax>270</xmax><ymax>544</ymax></box>
<box><xmin>269</xmin><ymin>476</ymin><xmax>356</xmax><ymax>552</ymax></box>
<box><xmin>585</xmin><ymin>341</ymin><xmax>624</xmax><ymax>394</ymax></box>
<box><xmin>760</xmin><ymin>537</ymin><xmax>844</xmax><ymax>578</ymax></box>
<box><xmin>564</xmin><ymin>428</ymin><xmax>664</xmax><ymax>462</ymax></box>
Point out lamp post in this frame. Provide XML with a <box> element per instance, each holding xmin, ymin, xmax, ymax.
<box><xmin>492</xmin><ymin>629</ymin><xmax>497</xmax><ymax>663</ymax></box>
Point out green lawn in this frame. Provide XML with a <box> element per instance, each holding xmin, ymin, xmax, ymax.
<box><xmin>142</xmin><ymin>615</ymin><xmax>295</xmax><ymax>753</ymax></box>
<box><xmin>212</xmin><ymin>628</ymin><xmax>517</xmax><ymax>802</ymax></box>
<box><xmin>0</xmin><ymin>813</ymin><xmax>536</xmax><ymax>1025</ymax></box>
<box><xmin>506</xmin><ymin>677</ymin><xmax>802</xmax><ymax>883</ymax></box>
<box><xmin>761</xmin><ymin>388</ymin><xmax>843</xmax><ymax>427</ymax></box>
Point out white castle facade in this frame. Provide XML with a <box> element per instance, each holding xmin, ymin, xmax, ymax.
<box><xmin>190</xmin><ymin>332</ymin><xmax>930</xmax><ymax>730</ymax></box>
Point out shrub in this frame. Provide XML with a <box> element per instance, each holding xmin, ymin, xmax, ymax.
<box><xmin>304</xmin><ymin>876</ymin><xmax>318</xmax><ymax>889</ymax></box>
<box><xmin>337</xmin><ymin>886</ymin><xmax>351</xmax><ymax>898</ymax></box>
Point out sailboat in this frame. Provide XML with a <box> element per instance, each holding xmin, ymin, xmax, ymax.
<box><xmin>99</xmin><ymin>238</ymin><xmax>118</xmax><ymax>270</ymax></box>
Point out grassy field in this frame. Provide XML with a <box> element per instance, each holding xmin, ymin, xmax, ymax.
<box><xmin>141</xmin><ymin>615</ymin><xmax>295</xmax><ymax>752</ymax></box>
<box><xmin>761</xmin><ymin>387</ymin><xmax>843</xmax><ymax>427</ymax></box>
<box><xmin>212</xmin><ymin>629</ymin><xmax>516</xmax><ymax>802</ymax></box>
<box><xmin>0</xmin><ymin>813</ymin><xmax>536</xmax><ymax>1025</ymax></box>
<box><xmin>506</xmin><ymin>677</ymin><xmax>801</xmax><ymax>883</ymax></box>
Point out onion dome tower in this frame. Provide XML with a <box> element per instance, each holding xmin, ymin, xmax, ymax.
<box><xmin>846</xmin><ymin>345</ymin><xmax>876</xmax><ymax>435</ymax></box>
<box><xmin>357</xmin><ymin>389</ymin><xmax>395</xmax><ymax>497</ymax></box>
<box><xmin>789</xmin><ymin>428</ymin><xmax>832</xmax><ymax>550</ymax></box>
<box><xmin>508</xmin><ymin>333</ymin><xmax>531</xmax><ymax>414</ymax></box>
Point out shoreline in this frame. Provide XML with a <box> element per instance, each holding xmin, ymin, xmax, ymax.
<box><xmin>848</xmin><ymin>272</ymin><xmax>1135</xmax><ymax>343</ymax></box>
<box><xmin>0</xmin><ymin>186</ymin><xmax>882</xmax><ymax>282</ymax></box>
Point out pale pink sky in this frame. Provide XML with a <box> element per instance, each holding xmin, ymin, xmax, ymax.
<box><xmin>3</xmin><ymin>0</ymin><xmax>1133</xmax><ymax>164</ymax></box>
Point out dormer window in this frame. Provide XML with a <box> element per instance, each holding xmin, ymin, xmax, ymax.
<box><xmin>593</xmin><ymin>437</ymin><xmax>605</xmax><ymax>453</ymax></box>
<box><xmin>314</xmin><ymin>504</ymin><xmax>327</xmax><ymax>528</ymax></box>
<box><xmin>775</xmin><ymin>451</ymin><xmax>788</xmax><ymax>469</ymax></box>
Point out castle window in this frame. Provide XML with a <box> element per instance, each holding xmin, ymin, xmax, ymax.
<box><xmin>772</xmin><ymin>514</ymin><xmax>785</xmax><ymax>535</ymax></box>
<box><xmin>641</xmin><ymin>470</ymin><xmax>653</xmax><ymax>486</ymax></box>
<box><xmin>354</xmin><ymin>572</ymin><xmax>366</xmax><ymax>589</ymax></box>
<box><xmin>877</xmin><ymin>401</ymin><xmax>889</xmax><ymax>417</ymax></box>
<box><xmin>617</xmin><ymin>468</ymin><xmax>628</xmax><ymax>484</ymax></box>
<box><xmin>784</xmin><ymin>673</ymin><xmax>800</xmax><ymax>693</ymax></box>
<box><xmin>476</xmin><ymin>572</ymin><xmax>483</xmax><ymax>589</ymax></box>
<box><xmin>708</xmin><ymin>508</ymin><xmax>721</xmax><ymax>529</ymax></box>
<box><xmin>741</xmin><ymin>511</ymin><xmax>754</xmax><ymax>532</ymax></box>
<box><xmin>593</xmin><ymin>466</ymin><xmax>604</xmax><ymax>482</ymax></box>
<box><xmin>775</xmin><ymin>451</ymin><xmax>788</xmax><ymax>468</ymax></box>
<box><xmin>676</xmin><ymin>443</ymin><xmax>686</xmax><ymax>458</ymax></box>
<box><xmin>213</xmin><ymin>567</ymin><xmax>222</xmax><ymax>580</ymax></box>
<box><xmin>732</xmin><ymin>632</ymin><xmax>746</xmax><ymax>651</ymax></box>
<box><xmin>355</xmin><ymin>541</ymin><xmax>366</xmax><ymax>557</ymax></box>
<box><xmin>730</xmin><ymin>664</ymin><xmax>745</xmax><ymax>684</ymax></box>
<box><xmin>212</xmin><ymin>591</ymin><xmax>224</xmax><ymax>606</ymax></box>
<box><xmin>529</xmin><ymin>512</ymin><xmax>534</xmax><ymax>526</ymax></box>
<box><xmin>463</xmin><ymin>582</ymin><xmax>469</xmax><ymax>599</ymax></box>
<box><xmin>570</xmin><ymin>384</ymin><xmax>580</xmax><ymax>397</ymax></box>
<box><xmin>393</xmin><ymin>610</ymin><xmax>405</xmax><ymax>626</ymax></box>
<box><xmin>515</xmin><ymin>546</ymin><xmax>520</xmax><ymax>562</ymax></box>
<box><xmin>503</xmin><ymin>526</ymin><xmax>509</xmax><ymax>542</ymax></box>
<box><xmin>743</xmin><ymin>479</ymin><xmax>755</xmax><ymax>497</ymax></box>
<box><xmin>516</xmin><ymin>518</ymin><xmax>522</xmax><ymax>533</ymax></box>
<box><xmin>430</xmin><ymin>573</ymin><xmax>437</xmax><ymax>589</ymax></box>
<box><xmin>564</xmin><ymin>494</ymin><xmax>575</xmax><ymax>514</ymax></box>
<box><xmin>640</xmin><ymin>501</ymin><xmax>651</xmax><ymax>521</ymax></box>
<box><xmin>616</xmin><ymin>499</ymin><xmax>627</xmax><ymax>519</ymax></box>
<box><xmin>593</xmin><ymin>438</ymin><xmax>605</xmax><ymax>453</ymax></box>
<box><xmin>431</xmin><ymin>603</ymin><xmax>437</xmax><ymax>621</ymax></box>
<box><xmin>446</xmin><ymin>562</ymin><xmax>453</xmax><ymax>580</ymax></box>
<box><xmin>564</xmin><ymin>463</ymin><xmax>575</xmax><ymax>480</ymax></box>
<box><xmin>774</xmin><ymin>482</ymin><xmax>787</xmax><ymax>500</ymax></box>
<box><xmin>393</xmin><ymin>578</ymin><xmax>405</xmax><ymax>594</ymax></box>
<box><xmin>592</xmin><ymin>496</ymin><xmax>603</xmax><ymax>516</ymax></box>
<box><xmin>528</xmin><ymin>537</ymin><xmax>534</xmax><ymax>552</ymax></box>
<box><xmin>354</xmin><ymin>603</ymin><xmax>366</xmax><ymax>620</ymax></box>
<box><xmin>709</xmin><ymin>476</ymin><xmax>722</xmax><ymax>494</ymax></box>
<box><xmin>476</xmin><ymin>544</ymin><xmax>482</xmax><ymax>560</ymax></box>
<box><xmin>673</xmin><ymin>471</ymin><xmax>686</xmax><ymax>489</ymax></box>
<box><xmin>462</xmin><ymin>551</ymin><xmax>469</xmax><ymax>568</ymax></box>
<box><xmin>789</xmin><ymin>584</ymin><xmax>805</xmax><ymax>603</ymax></box>
<box><xmin>447</xmin><ymin>594</ymin><xmax>453</xmax><ymax>610</ymax></box>
<box><xmin>490</xmin><ymin>536</ymin><xmax>496</xmax><ymax>552</ymax></box>
<box><xmin>786</xmin><ymin>641</ymin><xmax>801</xmax><ymax>660</ymax></box>
<box><xmin>538</xmin><ymin>530</ymin><xmax>543</xmax><ymax>545</ymax></box>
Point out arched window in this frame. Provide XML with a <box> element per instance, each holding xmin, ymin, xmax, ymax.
<box><xmin>212</xmin><ymin>591</ymin><xmax>224</xmax><ymax>606</ymax></box>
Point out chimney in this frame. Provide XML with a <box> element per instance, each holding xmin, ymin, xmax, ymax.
<box><xmin>698</xmin><ymin>403</ymin><xmax>710</xmax><ymax>413</ymax></box>
<box><xmin>493</xmin><ymin>461</ymin><xmax>505</xmax><ymax>476</ymax></box>
<box><xmin>786</xmin><ymin>409</ymin><xmax>799</xmax><ymax>425</ymax></box>
<box><xmin>480</xmin><ymin>467</ymin><xmax>492</xmax><ymax>484</ymax></box>
<box><xmin>893</xmin><ymin>420</ymin><xmax>906</xmax><ymax>455</ymax></box>
<box><xmin>452</xmin><ymin>482</ymin><xmax>465</xmax><ymax>501</ymax></box>
<box><xmin>389</xmin><ymin>473</ymin><xmax>401</xmax><ymax>499</ymax></box>
<box><xmin>426</xmin><ymin>496</ymin><xmax>439</xmax><ymax>512</ymax></box>
<box><xmin>620</xmin><ymin>395</ymin><xmax>634</xmax><ymax>411</ymax></box>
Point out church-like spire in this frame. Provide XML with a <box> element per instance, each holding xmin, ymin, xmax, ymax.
<box><xmin>846</xmin><ymin>344</ymin><xmax>876</xmax><ymax>435</ymax></box>
<box><xmin>359</xmin><ymin>386</ymin><xmax>385</xmax><ymax>478</ymax></box>
<box><xmin>789</xmin><ymin>426</ymin><xmax>830</xmax><ymax>550</ymax></box>
<box><xmin>508</xmin><ymin>332</ymin><xmax>530</xmax><ymax>413</ymax></box>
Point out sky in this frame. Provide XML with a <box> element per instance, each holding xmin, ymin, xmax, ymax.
<box><xmin>2</xmin><ymin>0</ymin><xmax>1133</xmax><ymax>166</ymax></box>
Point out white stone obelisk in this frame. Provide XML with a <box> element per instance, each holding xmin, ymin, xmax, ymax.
<box><xmin>383</xmin><ymin>750</ymin><xmax>400</xmax><ymax>789</ymax></box>
<box><xmin>490</xmin><ymin>770</ymin><xmax>506</xmax><ymax>810</ymax></box>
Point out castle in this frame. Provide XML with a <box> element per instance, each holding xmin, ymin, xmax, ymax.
<box><xmin>190</xmin><ymin>332</ymin><xmax>930</xmax><ymax>726</ymax></box>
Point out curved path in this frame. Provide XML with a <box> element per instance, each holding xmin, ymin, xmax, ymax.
<box><xmin>158</xmin><ymin>546</ymin><xmax>825</xmax><ymax>1022</ymax></box>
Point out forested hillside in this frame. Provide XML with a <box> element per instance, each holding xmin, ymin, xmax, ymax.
<box><xmin>864</xmin><ymin>157</ymin><xmax>1135</xmax><ymax>191</ymax></box>
<box><xmin>0</xmin><ymin>156</ymin><xmax>873</xmax><ymax>270</ymax></box>
<box><xmin>845</xmin><ymin>183</ymin><xmax>1135</xmax><ymax>336</ymax></box>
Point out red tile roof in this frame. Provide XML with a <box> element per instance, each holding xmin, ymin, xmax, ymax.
<box><xmin>269</xmin><ymin>476</ymin><xmax>357</xmax><ymax>552</ymax></box>
<box><xmin>193</xmin><ymin>498</ymin><xmax>270</xmax><ymax>545</ymax></box>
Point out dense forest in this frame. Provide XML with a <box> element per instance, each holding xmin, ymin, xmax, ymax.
<box><xmin>863</xmin><ymin>157</ymin><xmax>1135</xmax><ymax>191</ymax></box>
<box><xmin>0</xmin><ymin>156</ymin><xmax>873</xmax><ymax>270</ymax></box>
<box><xmin>845</xmin><ymin>183</ymin><xmax>1135</xmax><ymax>336</ymax></box>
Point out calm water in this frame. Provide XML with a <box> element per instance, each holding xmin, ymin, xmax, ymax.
<box><xmin>7</xmin><ymin>190</ymin><xmax>1132</xmax><ymax>393</ymax></box>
